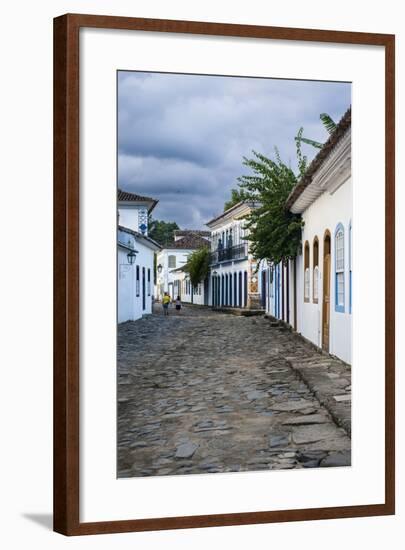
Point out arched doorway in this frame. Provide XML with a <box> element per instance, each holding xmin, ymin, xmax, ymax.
<box><xmin>322</xmin><ymin>231</ymin><xmax>331</xmax><ymax>351</ymax></box>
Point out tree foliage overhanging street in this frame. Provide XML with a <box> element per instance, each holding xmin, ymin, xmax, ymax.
<box><xmin>236</xmin><ymin>140</ymin><xmax>307</xmax><ymax>266</ymax></box>
<box><xmin>230</xmin><ymin>112</ymin><xmax>336</xmax><ymax>266</ymax></box>
<box><xmin>184</xmin><ymin>246</ymin><xmax>211</xmax><ymax>288</ymax></box>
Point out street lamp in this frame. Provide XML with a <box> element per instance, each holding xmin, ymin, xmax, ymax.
<box><xmin>127</xmin><ymin>249</ymin><xmax>138</xmax><ymax>265</ymax></box>
<box><xmin>157</xmin><ymin>264</ymin><xmax>163</xmax><ymax>274</ymax></box>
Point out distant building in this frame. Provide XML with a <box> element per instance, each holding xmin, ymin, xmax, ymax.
<box><xmin>173</xmin><ymin>229</ymin><xmax>211</xmax><ymax>241</ymax></box>
<box><xmin>266</xmin><ymin>108</ymin><xmax>352</xmax><ymax>363</ymax></box>
<box><xmin>156</xmin><ymin>233</ymin><xmax>210</xmax><ymax>304</ymax></box>
<box><xmin>206</xmin><ymin>201</ymin><xmax>264</xmax><ymax>309</ymax></box>
<box><xmin>117</xmin><ymin>189</ymin><xmax>161</xmax><ymax>323</ymax></box>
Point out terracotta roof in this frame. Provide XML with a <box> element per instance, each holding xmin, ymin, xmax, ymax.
<box><xmin>164</xmin><ymin>235</ymin><xmax>210</xmax><ymax>250</ymax></box>
<box><xmin>117</xmin><ymin>188</ymin><xmax>158</xmax><ymax>212</ymax></box>
<box><xmin>174</xmin><ymin>229</ymin><xmax>211</xmax><ymax>237</ymax></box>
<box><xmin>285</xmin><ymin>107</ymin><xmax>351</xmax><ymax>211</ymax></box>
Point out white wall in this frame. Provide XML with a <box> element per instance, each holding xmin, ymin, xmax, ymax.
<box><xmin>118</xmin><ymin>205</ymin><xmax>140</xmax><ymax>233</ymax></box>
<box><xmin>156</xmin><ymin>249</ymin><xmax>192</xmax><ymax>298</ymax></box>
<box><xmin>117</xmin><ymin>239</ymin><xmax>154</xmax><ymax>322</ymax></box>
<box><xmin>173</xmin><ymin>271</ymin><xmax>205</xmax><ymax>305</ymax></box>
<box><xmin>2</xmin><ymin>2</ymin><xmax>404</xmax><ymax>550</ymax></box>
<box><xmin>298</xmin><ymin>177</ymin><xmax>352</xmax><ymax>363</ymax></box>
<box><xmin>267</xmin><ymin>180</ymin><xmax>352</xmax><ymax>363</ymax></box>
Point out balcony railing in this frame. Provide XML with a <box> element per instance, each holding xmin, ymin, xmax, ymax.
<box><xmin>210</xmin><ymin>243</ymin><xmax>248</xmax><ymax>264</ymax></box>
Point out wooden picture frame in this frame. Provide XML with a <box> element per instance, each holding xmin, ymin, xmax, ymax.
<box><xmin>53</xmin><ymin>13</ymin><xmax>395</xmax><ymax>535</ymax></box>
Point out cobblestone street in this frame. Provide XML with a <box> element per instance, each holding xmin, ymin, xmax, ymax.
<box><xmin>118</xmin><ymin>304</ymin><xmax>351</xmax><ymax>477</ymax></box>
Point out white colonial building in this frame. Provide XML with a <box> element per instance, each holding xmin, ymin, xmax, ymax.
<box><xmin>206</xmin><ymin>201</ymin><xmax>265</xmax><ymax>310</ymax></box>
<box><xmin>117</xmin><ymin>189</ymin><xmax>161</xmax><ymax>323</ymax></box>
<box><xmin>155</xmin><ymin>230</ymin><xmax>210</xmax><ymax>305</ymax></box>
<box><xmin>266</xmin><ymin>108</ymin><xmax>352</xmax><ymax>364</ymax></box>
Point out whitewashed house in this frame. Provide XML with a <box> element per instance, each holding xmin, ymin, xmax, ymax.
<box><xmin>266</xmin><ymin>108</ymin><xmax>352</xmax><ymax>363</ymax></box>
<box><xmin>117</xmin><ymin>189</ymin><xmax>161</xmax><ymax>323</ymax></box>
<box><xmin>206</xmin><ymin>201</ymin><xmax>264</xmax><ymax>309</ymax></box>
<box><xmin>155</xmin><ymin>230</ymin><xmax>210</xmax><ymax>305</ymax></box>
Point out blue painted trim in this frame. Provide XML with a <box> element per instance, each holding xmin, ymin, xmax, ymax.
<box><xmin>334</xmin><ymin>223</ymin><xmax>345</xmax><ymax>313</ymax></box>
<box><xmin>335</xmin><ymin>273</ymin><xmax>345</xmax><ymax>313</ymax></box>
<box><xmin>275</xmin><ymin>265</ymin><xmax>279</xmax><ymax>318</ymax></box>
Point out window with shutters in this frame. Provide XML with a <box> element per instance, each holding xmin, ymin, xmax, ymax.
<box><xmin>168</xmin><ymin>255</ymin><xmax>176</xmax><ymax>268</ymax></box>
<box><xmin>335</xmin><ymin>223</ymin><xmax>345</xmax><ymax>312</ymax></box>
<box><xmin>313</xmin><ymin>237</ymin><xmax>319</xmax><ymax>303</ymax></box>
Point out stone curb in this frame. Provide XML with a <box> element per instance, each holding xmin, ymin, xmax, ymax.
<box><xmin>286</xmin><ymin>355</ymin><xmax>351</xmax><ymax>437</ymax></box>
<box><xmin>262</xmin><ymin>316</ymin><xmax>351</xmax><ymax>437</ymax></box>
<box><xmin>213</xmin><ymin>307</ymin><xmax>265</xmax><ymax>317</ymax></box>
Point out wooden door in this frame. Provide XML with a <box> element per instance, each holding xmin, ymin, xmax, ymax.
<box><xmin>322</xmin><ymin>253</ymin><xmax>331</xmax><ymax>351</ymax></box>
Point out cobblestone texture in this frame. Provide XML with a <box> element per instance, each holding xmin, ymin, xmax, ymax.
<box><xmin>118</xmin><ymin>304</ymin><xmax>351</xmax><ymax>477</ymax></box>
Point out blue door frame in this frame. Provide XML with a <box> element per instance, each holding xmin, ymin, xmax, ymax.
<box><xmin>275</xmin><ymin>265</ymin><xmax>279</xmax><ymax>318</ymax></box>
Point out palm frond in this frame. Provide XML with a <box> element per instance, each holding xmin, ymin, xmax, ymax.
<box><xmin>294</xmin><ymin>136</ymin><xmax>323</xmax><ymax>149</ymax></box>
<box><xmin>320</xmin><ymin>113</ymin><xmax>337</xmax><ymax>134</ymax></box>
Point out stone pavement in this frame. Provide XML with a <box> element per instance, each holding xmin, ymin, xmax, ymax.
<box><xmin>117</xmin><ymin>304</ymin><xmax>351</xmax><ymax>477</ymax></box>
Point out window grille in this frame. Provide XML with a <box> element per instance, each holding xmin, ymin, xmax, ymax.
<box><xmin>304</xmin><ymin>268</ymin><xmax>310</xmax><ymax>301</ymax></box>
<box><xmin>335</xmin><ymin>224</ymin><xmax>345</xmax><ymax>311</ymax></box>
<box><xmin>313</xmin><ymin>266</ymin><xmax>319</xmax><ymax>302</ymax></box>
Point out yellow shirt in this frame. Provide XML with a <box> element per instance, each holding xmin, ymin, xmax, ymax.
<box><xmin>162</xmin><ymin>295</ymin><xmax>171</xmax><ymax>305</ymax></box>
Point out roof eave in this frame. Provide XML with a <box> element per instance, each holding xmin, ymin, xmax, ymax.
<box><xmin>286</xmin><ymin>107</ymin><xmax>351</xmax><ymax>213</ymax></box>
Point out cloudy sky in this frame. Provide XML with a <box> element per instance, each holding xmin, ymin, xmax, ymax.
<box><xmin>118</xmin><ymin>71</ymin><xmax>351</xmax><ymax>229</ymax></box>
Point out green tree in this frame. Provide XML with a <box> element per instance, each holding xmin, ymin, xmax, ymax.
<box><xmin>184</xmin><ymin>246</ymin><xmax>210</xmax><ymax>287</ymax></box>
<box><xmin>237</xmin><ymin>146</ymin><xmax>305</xmax><ymax>265</ymax></box>
<box><xmin>224</xmin><ymin>188</ymin><xmax>245</xmax><ymax>211</ymax></box>
<box><xmin>148</xmin><ymin>218</ymin><xmax>179</xmax><ymax>246</ymax></box>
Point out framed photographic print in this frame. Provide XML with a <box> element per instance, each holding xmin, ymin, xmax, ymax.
<box><xmin>53</xmin><ymin>14</ymin><xmax>395</xmax><ymax>535</ymax></box>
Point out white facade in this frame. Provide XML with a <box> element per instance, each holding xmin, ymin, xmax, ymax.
<box><xmin>117</xmin><ymin>190</ymin><xmax>160</xmax><ymax>323</ymax></box>
<box><xmin>156</xmin><ymin>248</ymin><xmax>192</xmax><ymax>298</ymax></box>
<box><xmin>267</xmin><ymin>115</ymin><xmax>352</xmax><ymax>364</ymax></box>
<box><xmin>207</xmin><ymin>201</ymin><xmax>264</xmax><ymax>309</ymax></box>
<box><xmin>295</xmin><ymin>176</ymin><xmax>352</xmax><ymax>363</ymax></box>
<box><xmin>265</xmin><ymin>259</ymin><xmax>296</xmax><ymax>326</ymax></box>
<box><xmin>118</xmin><ymin>232</ymin><xmax>157</xmax><ymax>323</ymax></box>
<box><xmin>155</xmin><ymin>234</ymin><xmax>210</xmax><ymax>304</ymax></box>
<box><xmin>168</xmin><ymin>268</ymin><xmax>206</xmax><ymax>305</ymax></box>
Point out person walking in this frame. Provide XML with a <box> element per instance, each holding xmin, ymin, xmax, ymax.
<box><xmin>162</xmin><ymin>292</ymin><xmax>171</xmax><ymax>316</ymax></box>
<box><xmin>175</xmin><ymin>295</ymin><xmax>182</xmax><ymax>313</ymax></box>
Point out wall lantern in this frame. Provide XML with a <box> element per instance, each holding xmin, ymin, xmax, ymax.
<box><xmin>157</xmin><ymin>264</ymin><xmax>163</xmax><ymax>274</ymax></box>
<box><xmin>127</xmin><ymin>249</ymin><xmax>138</xmax><ymax>265</ymax></box>
<box><xmin>212</xmin><ymin>270</ymin><xmax>218</xmax><ymax>277</ymax></box>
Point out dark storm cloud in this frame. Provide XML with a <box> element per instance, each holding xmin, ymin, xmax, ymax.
<box><xmin>118</xmin><ymin>71</ymin><xmax>351</xmax><ymax>228</ymax></box>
